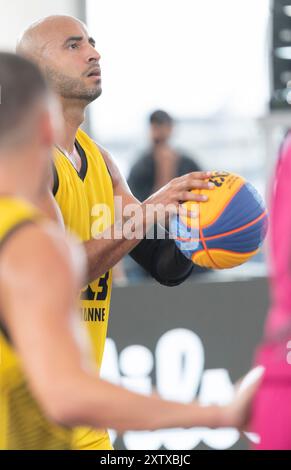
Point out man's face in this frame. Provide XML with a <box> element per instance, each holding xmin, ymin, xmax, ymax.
<box><xmin>150</xmin><ymin>123</ymin><xmax>174</xmax><ymax>146</ymax></box>
<box><xmin>39</xmin><ymin>18</ymin><xmax>102</xmax><ymax>103</ymax></box>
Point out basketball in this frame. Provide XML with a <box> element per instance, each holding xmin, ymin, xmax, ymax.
<box><xmin>170</xmin><ymin>171</ymin><xmax>268</xmax><ymax>269</ymax></box>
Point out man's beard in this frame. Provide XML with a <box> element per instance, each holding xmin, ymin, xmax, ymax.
<box><xmin>45</xmin><ymin>66</ymin><xmax>102</xmax><ymax>103</ymax></box>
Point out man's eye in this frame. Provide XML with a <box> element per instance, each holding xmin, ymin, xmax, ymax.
<box><xmin>69</xmin><ymin>43</ymin><xmax>79</xmax><ymax>50</ymax></box>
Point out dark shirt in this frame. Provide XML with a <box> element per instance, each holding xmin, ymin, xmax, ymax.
<box><xmin>126</xmin><ymin>149</ymin><xmax>207</xmax><ymax>280</ymax></box>
<box><xmin>127</xmin><ymin>149</ymin><xmax>201</xmax><ymax>201</ymax></box>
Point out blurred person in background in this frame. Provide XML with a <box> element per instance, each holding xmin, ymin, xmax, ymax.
<box><xmin>124</xmin><ymin>110</ymin><xmax>207</xmax><ymax>283</ymax></box>
<box><xmin>128</xmin><ymin>110</ymin><xmax>201</xmax><ymax>202</ymax></box>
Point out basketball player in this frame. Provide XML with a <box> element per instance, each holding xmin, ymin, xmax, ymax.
<box><xmin>0</xmin><ymin>52</ymin><xmax>262</xmax><ymax>450</ymax></box>
<box><xmin>16</xmin><ymin>16</ymin><xmax>216</xmax><ymax>449</ymax></box>
<box><xmin>251</xmin><ymin>132</ymin><xmax>291</xmax><ymax>450</ymax></box>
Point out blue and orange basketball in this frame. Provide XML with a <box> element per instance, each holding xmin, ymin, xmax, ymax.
<box><xmin>170</xmin><ymin>171</ymin><xmax>268</xmax><ymax>269</ymax></box>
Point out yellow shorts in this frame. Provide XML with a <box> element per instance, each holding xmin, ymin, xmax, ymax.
<box><xmin>72</xmin><ymin>427</ymin><xmax>113</xmax><ymax>450</ymax></box>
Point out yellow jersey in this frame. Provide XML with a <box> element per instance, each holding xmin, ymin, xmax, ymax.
<box><xmin>53</xmin><ymin>128</ymin><xmax>114</xmax><ymax>450</ymax></box>
<box><xmin>0</xmin><ymin>198</ymin><xmax>73</xmax><ymax>450</ymax></box>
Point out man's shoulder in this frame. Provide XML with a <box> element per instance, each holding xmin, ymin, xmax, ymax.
<box><xmin>76</xmin><ymin>128</ymin><xmax>102</xmax><ymax>154</ymax></box>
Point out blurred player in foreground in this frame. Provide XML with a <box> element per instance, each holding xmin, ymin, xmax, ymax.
<box><xmin>0</xmin><ymin>52</ymin><xmax>262</xmax><ymax>450</ymax></box>
<box><xmin>251</xmin><ymin>132</ymin><xmax>291</xmax><ymax>450</ymax></box>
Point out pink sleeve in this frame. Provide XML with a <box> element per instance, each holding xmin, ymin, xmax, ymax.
<box><xmin>267</xmin><ymin>132</ymin><xmax>291</xmax><ymax>333</ymax></box>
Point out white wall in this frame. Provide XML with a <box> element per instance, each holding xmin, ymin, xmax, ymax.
<box><xmin>87</xmin><ymin>0</ymin><xmax>270</xmax><ymax>143</ymax></box>
<box><xmin>0</xmin><ymin>0</ymin><xmax>85</xmax><ymax>51</ymax></box>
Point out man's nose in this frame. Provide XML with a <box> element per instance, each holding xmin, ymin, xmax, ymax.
<box><xmin>87</xmin><ymin>47</ymin><xmax>101</xmax><ymax>63</ymax></box>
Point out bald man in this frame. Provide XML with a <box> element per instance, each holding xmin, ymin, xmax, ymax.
<box><xmin>17</xmin><ymin>16</ymin><xmax>215</xmax><ymax>450</ymax></box>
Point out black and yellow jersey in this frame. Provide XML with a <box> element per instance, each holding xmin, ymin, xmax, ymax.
<box><xmin>53</xmin><ymin>128</ymin><xmax>114</xmax><ymax>450</ymax></box>
<box><xmin>0</xmin><ymin>197</ymin><xmax>74</xmax><ymax>450</ymax></box>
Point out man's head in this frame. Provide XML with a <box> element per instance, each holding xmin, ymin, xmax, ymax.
<box><xmin>17</xmin><ymin>15</ymin><xmax>102</xmax><ymax>105</ymax></box>
<box><xmin>0</xmin><ymin>52</ymin><xmax>56</xmax><ymax>198</ymax></box>
<box><xmin>149</xmin><ymin>110</ymin><xmax>174</xmax><ymax>146</ymax></box>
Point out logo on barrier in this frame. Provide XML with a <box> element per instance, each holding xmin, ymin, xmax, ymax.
<box><xmin>101</xmin><ymin>328</ymin><xmax>240</xmax><ymax>450</ymax></box>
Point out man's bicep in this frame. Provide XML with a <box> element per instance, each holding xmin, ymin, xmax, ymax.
<box><xmin>97</xmin><ymin>144</ymin><xmax>140</xmax><ymax>218</ymax></box>
<box><xmin>98</xmin><ymin>144</ymin><xmax>137</xmax><ymax>198</ymax></box>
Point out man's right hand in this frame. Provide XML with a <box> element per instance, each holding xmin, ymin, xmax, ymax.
<box><xmin>146</xmin><ymin>171</ymin><xmax>215</xmax><ymax>207</ymax></box>
<box><xmin>143</xmin><ymin>171</ymin><xmax>215</xmax><ymax>224</ymax></box>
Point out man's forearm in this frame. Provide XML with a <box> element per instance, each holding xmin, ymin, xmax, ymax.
<box><xmin>83</xmin><ymin>169</ymin><xmax>213</xmax><ymax>283</ymax></box>
<box><xmin>84</xmin><ymin>203</ymin><xmax>150</xmax><ymax>283</ymax></box>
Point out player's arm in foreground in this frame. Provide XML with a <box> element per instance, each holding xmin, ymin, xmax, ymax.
<box><xmin>0</xmin><ymin>222</ymin><xmax>261</xmax><ymax>433</ymax></box>
<box><xmin>83</xmin><ymin>146</ymin><xmax>214</xmax><ymax>284</ymax></box>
